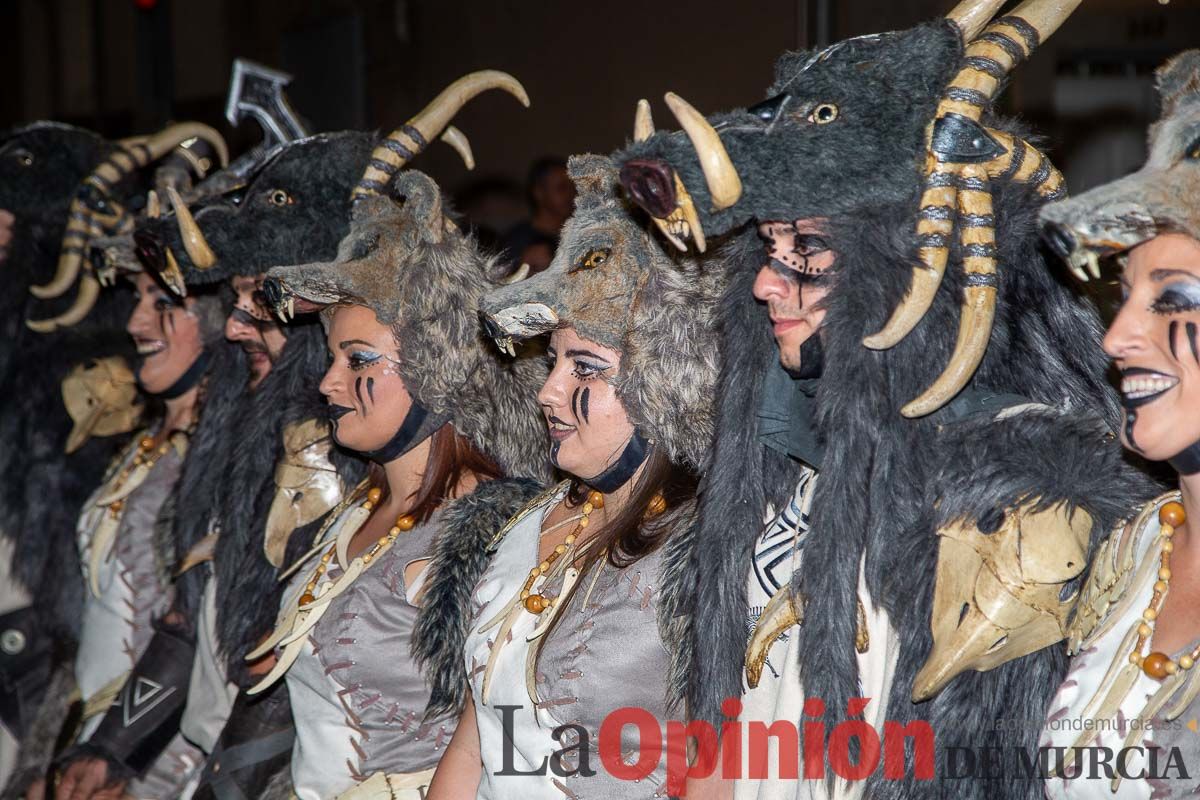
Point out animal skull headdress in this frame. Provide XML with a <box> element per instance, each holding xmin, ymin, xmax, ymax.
<box><xmin>1040</xmin><ymin>50</ymin><xmax>1200</xmax><ymax>277</ymax></box>
<box><xmin>479</xmin><ymin>154</ymin><xmax>722</xmax><ymax>471</ymax></box>
<box><xmin>263</xmin><ymin>72</ymin><xmax>548</xmax><ymax>480</ymax></box>
<box><xmin>617</xmin><ymin>0</ymin><xmax>1082</xmax><ymax>417</ymax></box>
<box><xmin>26</xmin><ymin>123</ymin><xmax>229</xmax><ymax>332</ymax></box>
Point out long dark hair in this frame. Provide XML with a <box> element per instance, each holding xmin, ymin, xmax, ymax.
<box><xmin>364</xmin><ymin>421</ymin><xmax>503</xmax><ymax>524</ymax></box>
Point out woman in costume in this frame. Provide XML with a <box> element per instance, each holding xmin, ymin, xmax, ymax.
<box><xmin>1039</xmin><ymin>50</ymin><xmax>1200</xmax><ymax>799</ymax></box>
<box><xmin>422</xmin><ymin>153</ymin><xmax>721</xmax><ymax>800</ymax></box>
<box><xmin>64</xmin><ymin>253</ymin><xmax>226</xmax><ymax>799</ymax></box>
<box><xmin>254</xmin><ymin>72</ymin><xmax>547</xmax><ymax>800</ymax></box>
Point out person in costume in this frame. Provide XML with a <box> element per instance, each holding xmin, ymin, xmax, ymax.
<box><xmin>612</xmin><ymin>1</ymin><xmax>1158</xmax><ymax>798</ymax></box>
<box><xmin>50</xmin><ymin>133</ymin><xmax>373</xmax><ymax>799</ymax></box>
<box><xmin>256</xmin><ymin>70</ymin><xmax>546</xmax><ymax>800</ymax></box>
<box><xmin>0</xmin><ymin>124</ymin><xmax>225</xmax><ymax>794</ymax></box>
<box><xmin>1037</xmin><ymin>50</ymin><xmax>1200</xmax><ymax>799</ymax></box>
<box><xmin>420</xmin><ymin>152</ymin><xmax>722</xmax><ymax>799</ymax></box>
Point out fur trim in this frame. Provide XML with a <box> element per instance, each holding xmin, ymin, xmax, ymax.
<box><xmin>412</xmin><ymin>477</ymin><xmax>546</xmax><ymax>719</ymax></box>
<box><xmin>1</xmin><ymin>660</ymin><xmax>76</xmax><ymax>800</ymax></box>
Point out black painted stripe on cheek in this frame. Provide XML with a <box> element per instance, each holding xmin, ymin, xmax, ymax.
<box><xmin>1170</xmin><ymin>320</ymin><xmax>1179</xmax><ymax>360</ymax></box>
<box><xmin>550</xmin><ymin>441</ymin><xmax>561</xmax><ymax>467</ymax></box>
<box><xmin>1188</xmin><ymin>321</ymin><xmax>1199</xmax><ymax>364</ymax></box>
<box><xmin>580</xmin><ymin>387</ymin><xmax>590</xmax><ymax>425</ymax></box>
<box><xmin>367</xmin><ymin>376</ymin><xmax>375</xmax><ymax>405</ymax></box>
<box><xmin>354</xmin><ymin>376</ymin><xmax>366</xmax><ymax>415</ymax></box>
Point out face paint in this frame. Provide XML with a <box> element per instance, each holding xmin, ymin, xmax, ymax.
<box><xmin>127</xmin><ymin>272</ymin><xmax>205</xmax><ymax>396</ymax></box>
<box><xmin>226</xmin><ymin>275</ymin><xmax>288</xmax><ymax>390</ymax></box>
<box><xmin>1105</xmin><ymin>234</ymin><xmax>1200</xmax><ymax>466</ymax></box>
<box><xmin>537</xmin><ymin>328</ymin><xmax>638</xmax><ymax>486</ymax></box>
<box><xmin>354</xmin><ymin>376</ymin><xmax>367</xmax><ymax>416</ymax></box>
<box><xmin>753</xmin><ymin>219</ymin><xmax>834</xmax><ymax>375</ymax></box>
<box><xmin>320</xmin><ymin>304</ymin><xmax>449</xmax><ymax>463</ymax></box>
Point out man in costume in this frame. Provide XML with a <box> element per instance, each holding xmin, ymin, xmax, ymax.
<box><xmin>0</xmin><ymin>123</ymin><xmax>227</xmax><ymax>794</ymax></box>
<box><xmin>613</xmin><ymin>1</ymin><xmax>1157</xmax><ymax>797</ymax></box>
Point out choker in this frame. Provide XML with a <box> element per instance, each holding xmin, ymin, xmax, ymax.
<box><xmin>144</xmin><ymin>348</ymin><xmax>210</xmax><ymax>399</ymax></box>
<box><xmin>361</xmin><ymin>402</ymin><xmax>441</xmax><ymax>464</ymax></box>
<box><xmin>789</xmin><ymin>336</ymin><xmax>824</xmax><ymax>380</ymax></box>
<box><xmin>585</xmin><ymin>432</ymin><xmax>649</xmax><ymax>493</ymax></box>
<box><xmin>1170</xmin><ymin>440</ymin><xmax>1200</xmax><ymax>476</ymax></box>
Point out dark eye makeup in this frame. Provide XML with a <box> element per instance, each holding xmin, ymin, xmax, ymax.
<box><xmin>348</xmin><ymin>351</ymin><xmax>382</xmax><ymax>371</ymax></box>
<box><xmin>1151</xmin><ymin>282</ymin><xmax>1200</xmax><ymax>315</ymax></box>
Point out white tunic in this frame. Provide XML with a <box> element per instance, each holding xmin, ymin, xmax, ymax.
<box><xmin>466</xmin><ymin>485</ymin><xmax>678</xmax><ymax>800</ymax></box>
<box><xmin>735</xmin><ymin>469</ymin><xmax>899</xmax><ymax>800</ymax></box>
<box><xmin>1042</xmin><ymin>493</ymin><xmax>1200</xmax><ymax>799</ymax></box>
<box><xmin>180</xmin><ymin>574</ymin><xmax>239</xmax><ymax>753</ymax></box>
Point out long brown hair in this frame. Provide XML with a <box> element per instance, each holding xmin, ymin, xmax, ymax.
<box><xmin>365</xmin><ymin>421</ymin><xmax>503</xmax><ymax>523</ymax></box>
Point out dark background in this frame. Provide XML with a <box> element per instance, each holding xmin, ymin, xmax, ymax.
<box><xmin>2</xmin><ymin>0</ymin><xmax>1198</xmax><ymax>209</ymax></box>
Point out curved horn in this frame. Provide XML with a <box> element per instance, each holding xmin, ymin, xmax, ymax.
<box><xmin>146</xmin><ymin>189</ymin><xmax>162</xmax><ymax>219</ymax></box>
<box><xmin>354</xmin><ymin>70</ymin><xmax>530</xmax><ymax>200</ymax></box>
<box><xmin>501</xmin><ymin>263</ymin><xmax>531</xmax><ymax>285</ymax></box>
<box><xmin>634</xmin><ymin>98</ymin><xmax>655</xmax><ymax>142</ymax></box>
<box><xmin>943</xmin><ymin>0</ymin><xmax>1007</xmax><ymax>41</ymax></box>
<box><xmin>30</xmin><ymin>201</ymin><xmax>95</xmax><ymax>299</ymax></box>
<box><xmin>141</xmin><ymin>123</ymin><xmax>229</xmax><ymax>168</ymax></box>
<box><xmin>26</xmin><ymin>273</ymin><xmax>101</xmax><ymax>333</ymax></box>
<box><xmin>862</xmin><ymin>161</ymin><xmax>958</xmax><ymax>349</ymax></box>
<box><xmin>900</xmin><ymin>284</ymin><xmax>996</xmax><ymax>417</ymax></box>
<box><xmin>901</xmin><ymin>169</ymin><xmax>998</xmax><ymax>417</ymax></box>
<box><xmin>165</xmin><ymin>185</ymin><xmax>216</xmax><ymax>269</ymax></box>
<box><xmin>663</xmin><ymin>92</ymin><xmax>742</xmax><ymax>210</ymax></box>
<box><xmin>439</xmin><ymin>125</ymin><xmax>475</xmax><ymax>170</ymax></box>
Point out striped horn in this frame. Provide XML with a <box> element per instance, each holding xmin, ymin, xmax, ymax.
<box><xmin>353</xmin><ymin>71</ymin><xmax>529</xmax><ymax>200</ymax></box>
<box><xmin>26</xmin><ymin>273</ymin><xmax>101</xmax><ymax>333</ymax></box>
<box><xmin>901</xmin><ymin>164</ymin><xmax>997</xmax><ymax>417</ymax></box>
<box><xmin>29</xmin><ymin>202</ymin><xmax>98</xmax><ymax>299</ymax></box>
<box><xmin>864</xmin><ymin>0</ymin><xmax>1082</xmax><ymax>408</ymax></box>
<box><xmin>943</xmin><ymin>0</ymin><xmax>1007</xmax><ymax>42</ymax></box>
<box><xmin>30</xmin><ymin>123</ymin><xmax>228</xmax><ymax>299</ymax></box>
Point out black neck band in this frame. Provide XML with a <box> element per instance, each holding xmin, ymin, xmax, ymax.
<box><xmin>362</xmin><ymin>402</ymin><xmax>431</xmax><ymax>464</ymax></box>
<box><xmin>585</xmin><ymin>432</ymin><xmax>649</xmax><ymax>494</ymax></box>
<box><xmin>1170</xmin><ymin>440</ymin><xmax>1200</xmax><ymax>476</ymax></box>
<box><xmin>145</xmin><ymin>348</ymin><xmax>210</xmax><ymax>399</ymax></box>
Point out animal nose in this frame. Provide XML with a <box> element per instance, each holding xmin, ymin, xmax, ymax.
<box><xmin>260</xmin><ymin>277</ymin><xmax>285</xmax><ymax>309</ymax></box>
<box><xmin>478</xmin><ymin>310</ymin><xmax>504</xmax><ymax>340</ymax></box>
<box><xmin>1042</xmin><ymin>222</ymin><xmax>1077</xmax><ymax>260</ymax></box>
<box><xmin>133</xmin><ymin>230</ymin><xmax>165</xmax><ymax>273</ymax></box>
<box><xmin>619</xmin><ymin>159</ymin><xmax>678</xmax><ymax>219</ymax></box>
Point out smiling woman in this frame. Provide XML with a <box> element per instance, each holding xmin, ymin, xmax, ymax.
<box><xmin>1038</xmin><ymin>50</ymin><xmax>1200</xmax><ymax>799</ymax></box>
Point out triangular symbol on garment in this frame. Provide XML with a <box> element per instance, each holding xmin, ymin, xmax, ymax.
<box><xmin>121</xmin><ymin>676</ymin><xmax>176</xmax><ymax>727</ymax></box>
<box><xmin>1188</xmin><ymin>718</ymin><xmax>1198</xmax><ymax>734</ymax></box>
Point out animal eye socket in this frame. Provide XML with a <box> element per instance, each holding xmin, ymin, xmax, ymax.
<box><xmin>808</xmin><ymin>103</ymin><xmax>839</xmax><ymax>124</ymax></box>
<box><xmin>268</xmin><ymin>189</ymin><xmax>295</xmax><ymax>206</ymax></box>
<box><xmin>1187</xmin><ymin>136</ymin><xmax>1200</xmax><ymax>160</ymax></box>
<box><xmin>571</xmin><ymin>247</ymin><xmax>612</xmax><ymax>273</ymax></box>
<box><xmin>14</xmin><ymin>150</ymin><xmax>34</xmax><ymax>166</ymax></box>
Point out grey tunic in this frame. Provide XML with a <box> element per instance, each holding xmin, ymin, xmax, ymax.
<box><xmin>282</xmin><ymin>506</ymin><xmax>456</xmax><ymax>799</ymax></box>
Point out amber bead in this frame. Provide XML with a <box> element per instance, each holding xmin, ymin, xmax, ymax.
<box><xmin>367</xmin><ymin>487</ymin><xmax>383</xmax><ymax>504</ymax></box>
<box><xmin>646</xmin><ymin>495</ymin><xmax>667</xmax><ymax>517</ymax></box>
<box><xmin>524</xmin><ymin>594</ymin><xmax>548</xmax><ymax>614</ymax></box>
<box><xmin>1142</xmin><ymin>651</ymin><xmax>1171</xmax><ymax>680</ymax></box>
<box><xmin>397</xmin><ymin>515</ymin><xmax>416</xmax><ymax>532</ymax></box>
<box><xmin>588</xmin><ymin>491</ymin><xmax>604</xmax><ymax>509</ymax></box>
<box><xmin>1160</xmin><ymin>501</ymin><xmax>1187</xmax><ymax>529</ymax></box>
<box><xmin>140</xmin><ymin>436</ymin><xmax>155</xmax><ymax>450</ymax></box>
<box><xmin>299</xmin><ymin>592</ymin><xmax>315</xmax><ymax>606</ymax></box>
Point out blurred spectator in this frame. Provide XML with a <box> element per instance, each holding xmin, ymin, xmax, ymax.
<box><xmin>502</xmin><ymin>157</ymin><xmax>575</xmax><ymax>275</ymax></box>
<box><xmin>454</xmin><ymin>176</ymin><xmax>526</xmax><ymax>253</ymax></box>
